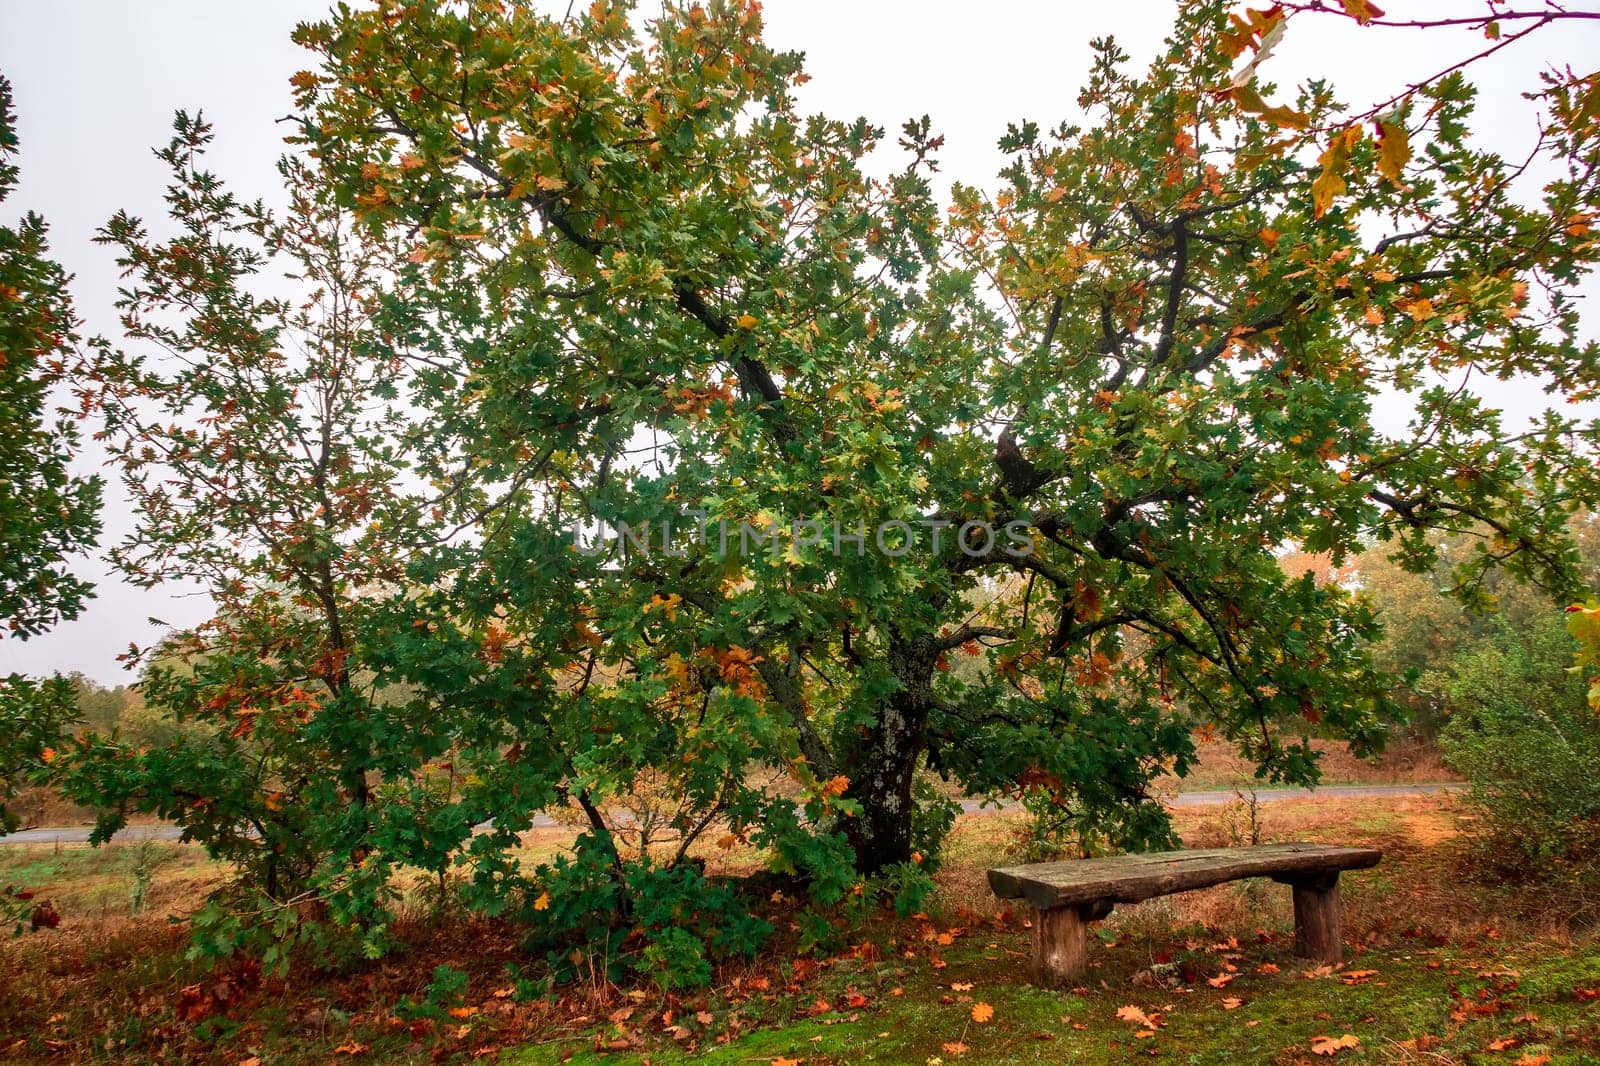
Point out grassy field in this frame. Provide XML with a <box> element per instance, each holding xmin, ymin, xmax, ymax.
<box><xmin>2</xmin><ymin>792</ymin><xmax>1595</xmax><ymax>1065</ymax></box>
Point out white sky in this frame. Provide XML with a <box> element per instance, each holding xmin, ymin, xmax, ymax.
<box><xmin>2</xmin><ymin>1</ymin><xmax>1598</xmax><ymax>684</ymax></box>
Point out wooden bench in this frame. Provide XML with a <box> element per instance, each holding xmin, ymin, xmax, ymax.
<box><xmin>988</xmin><ymin>842</ymin><xmax>1381</xmax><ymax>987</ymax></box>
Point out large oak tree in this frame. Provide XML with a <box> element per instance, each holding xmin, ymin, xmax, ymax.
<box><xmin>283</xmin><ymin>0</ymin><xmax>1600</xmax><ymax>878</ymax></box>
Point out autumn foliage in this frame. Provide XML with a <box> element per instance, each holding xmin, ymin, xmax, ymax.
<box><xmin>1</xmin><ymin>0</ymin><xmax>1597</xmax><ymax>991</ymax></box>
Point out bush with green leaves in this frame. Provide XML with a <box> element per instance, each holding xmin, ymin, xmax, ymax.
<box><xmin>1436</xmin><ymin>619</ymin><xmax>1600</xmax><ymax>894</ymax></box>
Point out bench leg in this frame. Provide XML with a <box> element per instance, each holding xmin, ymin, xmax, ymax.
<box><xmin>1289</xmin><ymin>873</ymin><xmax>1343</xmax><ymax>964</ymax></box>
<box><xmin>1030</xmin><ymin>900</ymin><xmax>1111</xmax><ymax>987</ymax></box>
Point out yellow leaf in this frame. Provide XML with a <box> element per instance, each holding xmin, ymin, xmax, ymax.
<box><xmin>736</xmin><ymin>313</ymin><xmax>760</xmax><ymax>330</ymax></box>
<box><xmin>1231</xmin><ymin>84</ymin><xmax>1311</xmax><ymax>130</ymax></box>
<box><xmin>1312</xmin><ymin>126</ymin><xmax>1362</xmax><ymax>218</ymax></box>
<box><xmin>771</xmin><ymin>1059</ymin><xmax>803</xmax><ymax>1066</ymax></box>
<box><xmin>1406</xmin><ymin>298</ymin><xmax>1436</xmax><ymax>322</ymax></box>
<box><xmin>1364</xmin><ymin>305</ymin><xmax>1384</xmax><ymax>325</ymax></box>
<box><xmin>1311</xmin><ymin>168</ymin><xmax>1346</xmax><ymax>219</ymax></box>
<box><xmin>1045</xmin><ymin>187</ymin><xmax>1067</xmax><ymax>204</ymax></box>
<box><xmin>535</xmin><ymin>174</ymin><xmax>568</xmax><ymax>191</ymax></box>
<box><xmin>534</xmin><ymin>891</ymin><xmax>551</xmax><ymax>911</ymax></box>
<box><xmin>971</xmin><ymin>1002</ymin><xmax>994</xmax><ymax>1023</ymax></box>
<box><xmin>1376</xmin><ymin>119</ymin><xmax>1411</xmax><ymax>184</ymax></box>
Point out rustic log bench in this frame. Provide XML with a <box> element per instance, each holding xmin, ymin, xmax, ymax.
<box><xmin>988</xmin><ymin>842</ymin><xmax>1381</xmax><ymax>987</ymax></box>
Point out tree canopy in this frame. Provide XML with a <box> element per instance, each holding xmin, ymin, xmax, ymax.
<box><xmin>283</xmin><ymin>0</ymin><xmax>1600</xmax><ymax>870</ymax></box>
<box><xmin>0</xmin><ymin>75</ymin><xmax>101</xmax><ymax>847</ymax></box>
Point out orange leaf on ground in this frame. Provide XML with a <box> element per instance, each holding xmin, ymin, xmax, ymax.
<box><xmin>1116</xmin><ymin>1005</ymin><xmax>1161</xmax><ymax>1029</ymax></box>
<box><xmin>971</xmin><ymin>1003</ymin><xmax>995</xmax><ymax>1023</ymax></box>
<box><xmin>1221</xmin><ymin>997</ymin><xmax>1243</xmax><ymax>1010</ymax></box>
<box><xmin>1207</xmin><ymin>973</ymin><xmax>1236</xmax><ymax>988</ymax></box>
<box><xmin>1311</xmin><ymin>1033</ymin><xmax>1361</xmax><ymax>1056</ymax></box>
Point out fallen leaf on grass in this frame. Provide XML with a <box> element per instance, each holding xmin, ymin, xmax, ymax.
<box><xmin>941</xmin><ymin>1041</ymin><xmax>969</xmax><ymax>1055</ymax></box>
<box><xmin>1310</xmin><ymin>1033</ymin><xmax>1360</xmax><ymax>1056</ymax></box>
<box><xmin>1221</xmin><ymin>997</ymin><xmax>1243</xmax><ymax>1010</ymax></box>
<box><xmin>333</xmin><ymin>1044</ymin><xmax>370</xmax><ymax>1057</ymax></box>
<box><xmin>1488</xmin><ymin>1037</ymin><xmax>1521</xmax><ymax>1051</ymax></box>
<box><xmin>1135</xmin><ymin>1029</ymin><xmax>1157</xmax><ymax>1039</ymax></box>
<box><xmin>971</xmin><ymin>1003</ymin><xmax>994</xmax><ymax>1023</ymax></box>
<box><xmin>1206</xmin><ymin>973</ymin><xmax>1236</xmax><ymax>988</ymax></box>
<box><xmin>772</xmin><ymin>1058</ymin><xmax>803</xmax><ymax>1066</ymax></box>
<box><xmin>951</xmin><ymin>982</ymin><xmax>974</xmax><ymax>992</ymax></box>
<box><xmin>1340</xmin><ymin>970</ymin><xmax>1378</xmax><ymax>985</ymax></box>
<box><xmin>1116</xmin><ymin>1005</ymin><xmax>1161</xmax><ymax>1029</ymax></box>
<box><xmin>1515</xmin><ymin>1055</ymin><xmax>1551</xmax><ymax>1066</ymax></box>
<box><xmin>1257</xmin><ymin>962</ymin><xmax>1280</xmax><ymax>975</ymax></box>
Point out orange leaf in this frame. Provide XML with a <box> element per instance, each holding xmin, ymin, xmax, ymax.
<box><xmin>1221</xmin><ymin>997</ymin><xmax>1243</xmax><ymax>1010</ymax></box>
<box><xmin>971</xmin><ymin>1002</ymin><xmax>995</xmax><ymax>1024</ymax></box>
<box><xmin>1206</xmin><ymin>973</ymin><xmax>1236</xmax><ymax>988</ymax></box>
<box><xmin>1310</xmin><ymin>1033</ymin><xmax>1361</xmax><ymax>1056</ymax></box>
<box><xmin>1339</xmin><ymin>0</ymin><xmax>1385</xmax><ymax>24</ymax></box>
<box><xmin>942</xmin><ymin>1041</ymin><xmax>969</xmax><ymax>1055</ymax></box>
<box><xmin>1116</xmin><ymin>1005</ymin><xmax>1160</xmax><ymax>1029</ymax></box>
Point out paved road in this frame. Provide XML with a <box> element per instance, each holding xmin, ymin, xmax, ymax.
<box><xmin>0</xmin><ymin>784</ymin><xmax>1459</xmax><ymax>846</ymax></box>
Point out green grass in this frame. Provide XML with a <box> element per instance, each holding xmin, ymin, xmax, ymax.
<box><xmin>505</xmin><ymin>929</ymin><xmax>1600</xmax><ymax>1065</ymax></box>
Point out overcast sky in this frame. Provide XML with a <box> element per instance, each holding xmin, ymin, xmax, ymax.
<box><xmin>2</xmin><ymin>1</ymin><xmax>1598</xmax><ymax>685</ymax></box>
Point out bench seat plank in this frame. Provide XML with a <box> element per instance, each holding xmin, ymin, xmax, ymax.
<box><xmin>988</xmin><ymin>842</ymin><xmax>1381</xmax><ymax>911</ymax></box>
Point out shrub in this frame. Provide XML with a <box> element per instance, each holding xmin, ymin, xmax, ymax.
<box><xmin>1436</xmin><ymin>620</ymin><xmax>1600</xmax><ymax>895</ymax></box>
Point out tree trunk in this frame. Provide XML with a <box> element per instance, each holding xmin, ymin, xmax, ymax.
<box><xmin>843</xmin><ymin>715</ymin><xmax>920</xmax><ymax>875</ymax></box>
<box><xmin>843</xmin><ymin>640</ymin><xmax>934</xmax><ymax>875</ymax></box>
